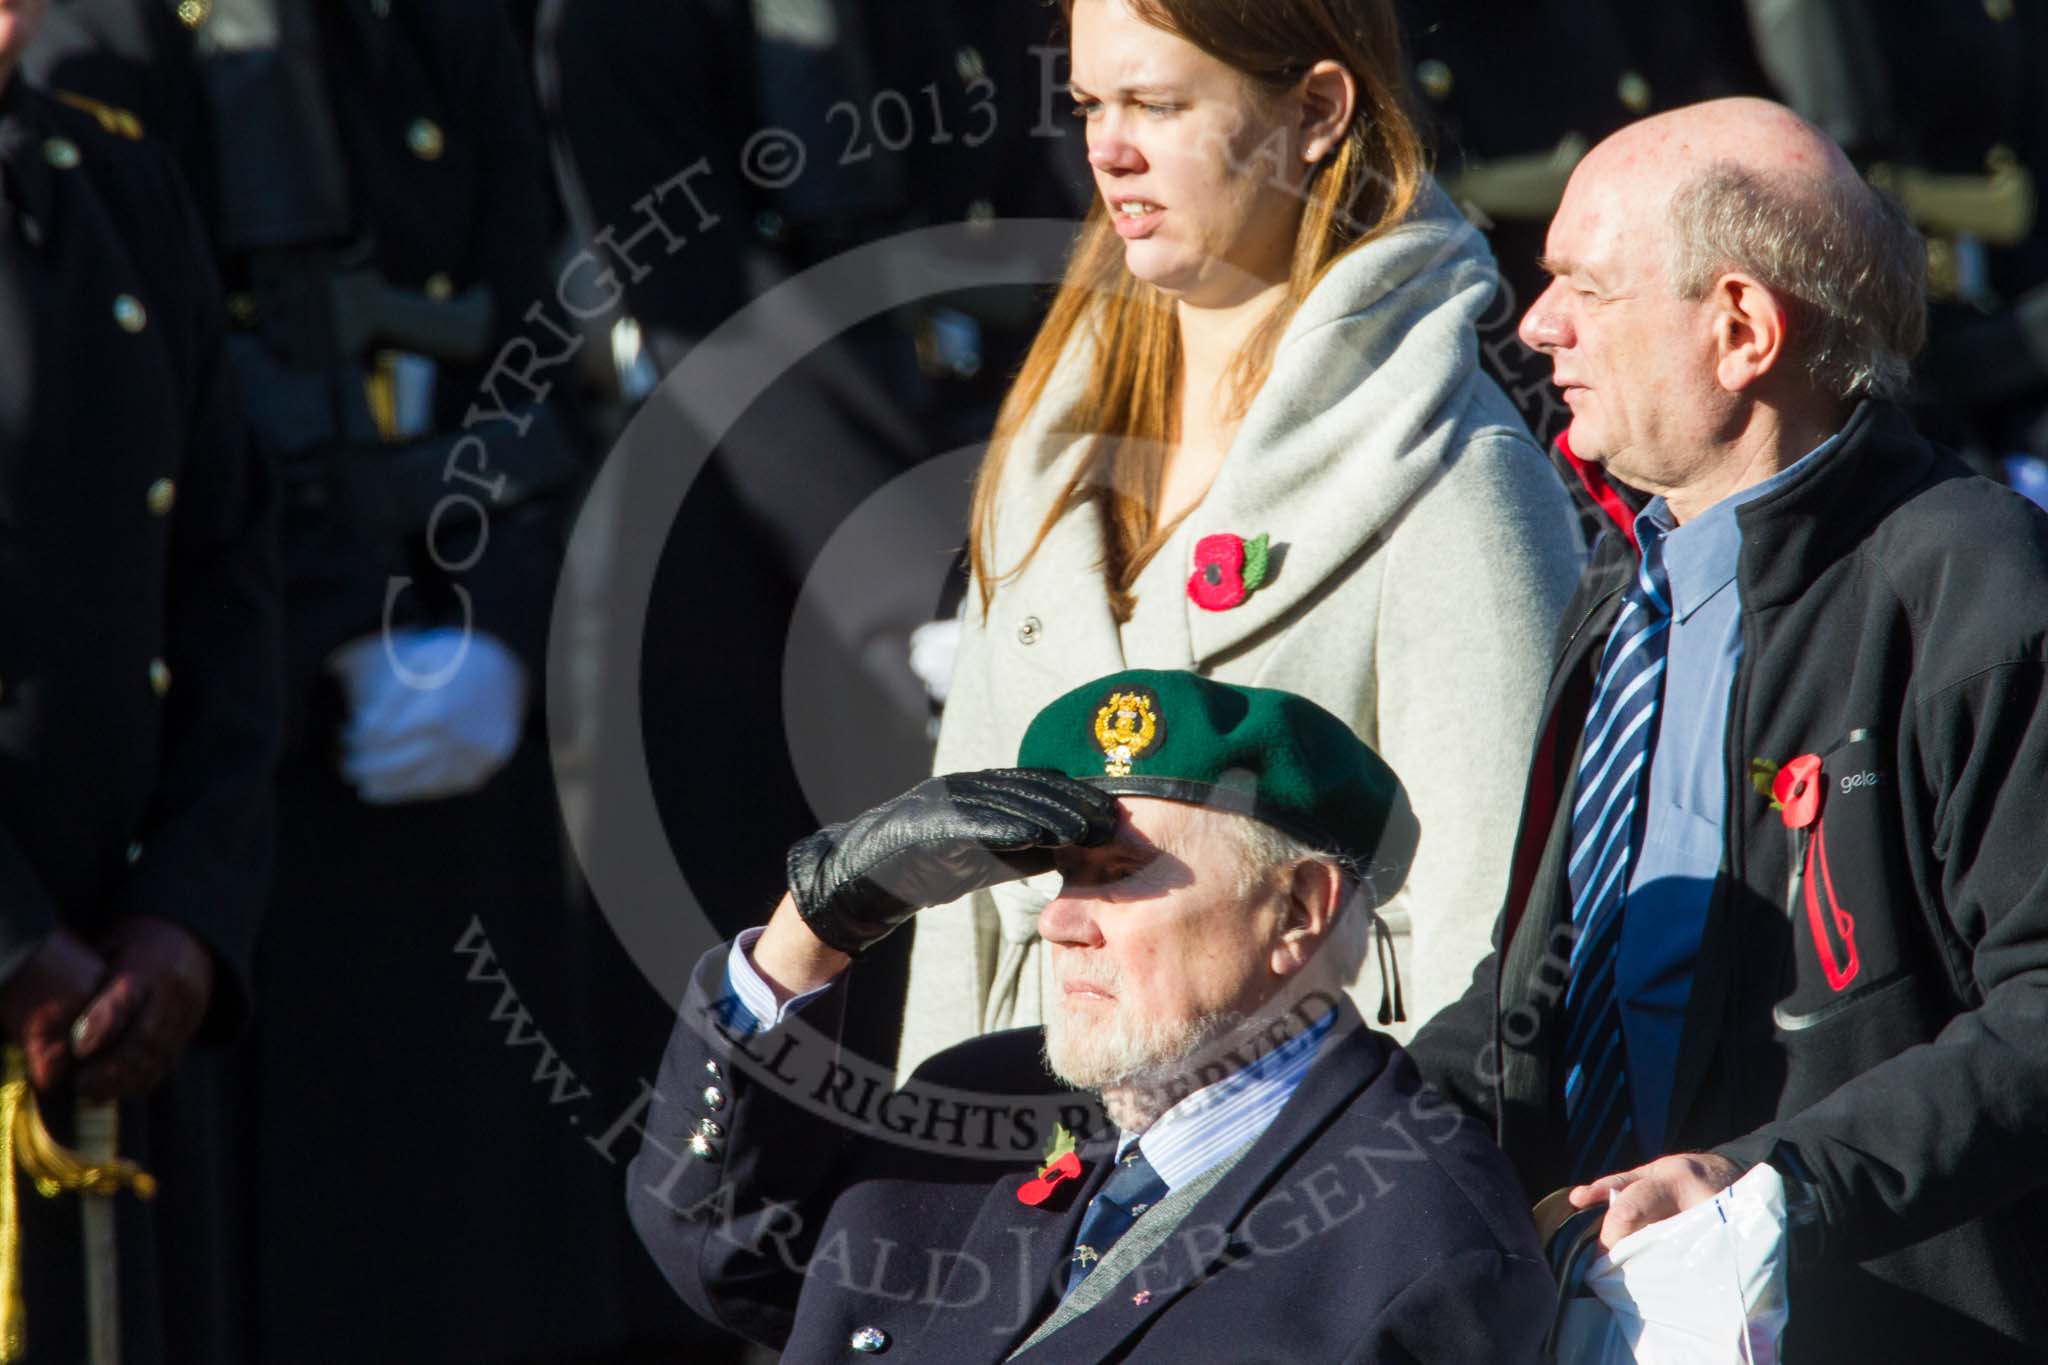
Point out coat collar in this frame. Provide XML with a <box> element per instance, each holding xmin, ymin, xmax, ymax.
<box><xmin>987</xmin><ymin>184</ymin><xmax>1505</xmax><ymax>667</ymax></box>
<box><xmin>1732</xmin><ymin>400</ymin><xmax>1936</xmax><ymax>611</ymax></box>
<box><xmin>1005</xmin><ymin>1003</ymin><xmax>1393</xmax><ymax>1362</ymax></box>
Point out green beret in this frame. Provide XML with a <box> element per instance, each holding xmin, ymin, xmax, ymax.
<box><xmin>1015</xmin><ymin>669</ymin><xmax>1419</xmax><ymax>889</ymax></box>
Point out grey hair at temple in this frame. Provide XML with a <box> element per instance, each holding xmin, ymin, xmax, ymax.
<box><xmin>1667</xmin><ymin>159</ymin><xmax>1929</xmax><ymax>401</ymax></box>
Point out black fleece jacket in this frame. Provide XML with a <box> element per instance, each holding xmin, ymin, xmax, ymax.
<box><xmin>1409</xmin><ymin>401</ymin><xmax>2048</xmax><ymax>1362</ymax></box>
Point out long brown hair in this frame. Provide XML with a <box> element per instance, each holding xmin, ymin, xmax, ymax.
<box><xmin>968</xmin><ymin>0</ymin><xmax>1426</xmax><ymax>621</ymax></box>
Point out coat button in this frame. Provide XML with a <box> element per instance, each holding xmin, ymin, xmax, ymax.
<box><xmin>1618</xmin><ymin>71</ymin><xmax>1652</xmax><ymax>114</ymax></box>
<box><xmin>126</xmin><ymin>840</ymin><xmax>143</xmax><ymax>865</ymax></box>
<box><xmin>147</xmin><ymin>478</ymin><xmax>177</xmax><ymax>517</ymax></box>
<box><xmin>406</xmin><ymin>118</ymin><xmax>445</xmax><ymax>161</ymax></box>
<box><xmin>702</xmin><ymin>1085</ymin><xmax>726</xmax><ymax>1111</ymax></box>
<box><xmin>175</xmin><ymin>0</ymin><xmax>210</xmax><ymax>26</ymax></box>
<box><xmin>42</xmin><ymin>137</ymin><xmax>80</xmax><ymax>170</ymax></box>
<box><xmin>424</xmin><ymin>272</ymin><xmax>454</xmax><ymax>302</ymax></box>
<box><xmin>695</xmin><ymin>1118</ymin><xmax>723</xmax><ymax>1140</ymax></box>
<box><xmin>148</xmin><ymin>658</ymin><xmax>172</xmax><ymax>697</ymax></box>
<box><xmin>1986</xmin><ymin>0</ymin><xmax>2014</xmax><ymax>19</ymax></box>
<box><xmin>687</xmin><ymin>1132</ymin><xmax>720</xmax><ymax>1160</ymax></box>
<box><xmin>850</xmin><ymin>1326</ymin><xmax>889</xmax><ymax>1354</ymax></box>
<box><xmin>1416</xmin><ymin>60</ymin><xmax>1453</xmax><ymax>102</ymax></box>
<box><xmin>955</xmin><ymin>46</ymin><xmax>985</xmax><ymax>82</ymax></box>
<box><xmin>114</xmin><ymin>294</ymin><xmax>148</xmax><ymax>333</ymax></box>
<box><xmin>704</xmin><ymin>1059</ymin><xmax>722</xmax><ymax>1080</ymax></box>
<box><xmin>1017</xmin><ymin>616</ymin><xmax>1042</xmax><ymax>646</ymax></box>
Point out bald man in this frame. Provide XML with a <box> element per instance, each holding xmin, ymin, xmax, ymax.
<box><xmin>1408</xmin><ymin>98</ymin><xmax>2048</xmax><ymax>1360</ymax></box>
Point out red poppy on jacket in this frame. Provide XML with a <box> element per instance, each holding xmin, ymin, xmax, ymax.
<box><xmin>1773</xmin><ymin>753</ymin><xmax>1824</xmax><ymax>829</ymax></box>
<box><xmin>1016</xmin><ymin>1150</ymin><xmax>1083</xmax><ymax>1206</ymax></box>
<box><xmin>1189</xmin><ymin>532</ymin><xmax>1249</xmax><ymax>611</ymax></box>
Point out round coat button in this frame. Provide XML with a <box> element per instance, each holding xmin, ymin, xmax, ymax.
<box><xmin>42</xmin><ymin>137</ymin><xmax>80</xmax><ymax>170</ymax></box>
<box><xmin>147</xmin><ymin>478</ymin><xmax>177</xmax><ymax>517</ymax></box>
<box><xmin>687</xmin><ymin>1132</ymin><xmax>719</xmax><ymax>1160</ymax></box>
<box><xmin>704</xmin><ymin>1059</ymin><xmax>722</xmax><ymax>1080</ymax></box>
<box><xmin>1017</xmin><ymin>616</ymin><xmax>1042</xmax><ymax>645</ymax></box>
<box><xmin>114</xmin><ymin>294</ymin><xmax>148</xmax><ymax>333</ymax></box>
<box><xmin>1618</xmin><ymin>71</ymin><xmax>1652</xmax><ymax>114</ymax></box>
<box><xmin>148</xmin><ymin>658</ymin><xmax>172</xmax><ymax>697</ymax></box>
<box><xmin>850</xmin><ymin>1326</ymin><xmax>889</xmax><ymax>1354</ymax></box>
<box><xmin>702</xmin><ymin>1085</ymin><xmax>727</xmax><ymax>1111</ymax></box>
<box><xmin>695</xmin><ymin>1118</ymin><xmax>723</xmax><ymax>1140</ymax></box>
<box><xmin>1416</xmin><ymin>60</ymin><xmax>1453</xmax><ymax>102</ymax></box>
<box><xmin>424</xmin><ymin>272</ymin><xmax>454</xmax><ymax>302</ymax></box>
<box><xmin>175</xmin><ymin>0</ymin><xmax>211</xmax><ymax>27</ymax></box>
<box><xmin>407</xmin><ymin>118</ymin><xmax>446</xmax><ymax>161</ymax></box>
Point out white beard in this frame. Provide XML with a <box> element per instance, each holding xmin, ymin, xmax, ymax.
<box><xmin>1043</xmin><ymin>988</ymin><xmax>1248</xmax><ymax>1130</ymax></box>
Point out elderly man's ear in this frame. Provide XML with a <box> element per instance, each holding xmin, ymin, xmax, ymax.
<box><xmin>1711</xmin><ymin>273</ymin><xmax>1794</xmax><ymax>393</ymax></box>
<box><xmin>1269</xmin><ymin>859</ymin><xmax>1348</xmax><ymax>977</ymax></box>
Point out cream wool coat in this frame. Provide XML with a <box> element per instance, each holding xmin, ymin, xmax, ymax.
<box><xmin>897</xmin><ymin>190</ymin><xmax>1584</xmax><ymax>1074</ymax></box>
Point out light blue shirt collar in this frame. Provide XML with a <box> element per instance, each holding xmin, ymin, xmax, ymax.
<box><xmin>1634</xmin><ymin>431</ymin><xmax>1846</xmax><ymax>624</ymax></box>
<box><xmin>1115</xmin><ymin>1007</ymin><xmax>1334</xmax><ymax>1191</ymax></box>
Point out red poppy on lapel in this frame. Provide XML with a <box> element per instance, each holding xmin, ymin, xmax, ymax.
<box><xmin>1016</xmin><ymin>1150</ymin><xmax>1082</xmax><ymax>1207</ymax></box>
<box><xmin>1188</xmin><ymin>532</ymin><xmax>1271</xmax><ymax>611</ymax></box>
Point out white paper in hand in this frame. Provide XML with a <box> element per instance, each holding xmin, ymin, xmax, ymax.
<box><xmin>1552</xmin><ymin>1163</ymin><xmax>1791</xmax><ymax>1365</ymax></box>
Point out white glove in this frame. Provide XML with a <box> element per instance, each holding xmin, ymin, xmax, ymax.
<box><xmin>908</xmin><ymin>614</ymin><xmax>963</xmax><ymax>706</ymax></box>
<box><xmin>327</xmin><ymin>627</ymin><xmax>528</xmax><ymax>805</ymax></box>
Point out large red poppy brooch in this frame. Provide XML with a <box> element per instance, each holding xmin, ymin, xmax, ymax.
<box><xmin>1753</xmin><ymin>753</ymin><xmax>1859</xmax><ymax>992</ymax></box>
<box><xmin>1187</xmin><ymin>532</ymin><xmax>1271</xmax><ymax>612</ymax></box>
<box><xmin>1016</xmin><ymin>1124</ymin><xmax>1083</xmax><ymax>1207</ymax></box>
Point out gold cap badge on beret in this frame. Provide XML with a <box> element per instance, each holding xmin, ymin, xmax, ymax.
<box><xmin>1093</xmin><ymin>686</ymin><xmax>1163</xmax><ymax>777</ymax></box>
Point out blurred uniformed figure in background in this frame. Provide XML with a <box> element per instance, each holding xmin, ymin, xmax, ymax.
<box><xmin>25</xmin><ymin>0</ymin><xmax>667</xmax><ymax>1358</ymax></box>
<box><xmin>540</xmin><ymin>0</ymin><xmax>1079</xmax><ymax>1063</ymax></box>
<box><xmin>1745</xmin><ymin>0</ymin><xmax>2048</xmax><ymax>495</ymax></box>
<box><xmin>0</xmin><ymin>1</ymin><xmax>281</xmax><ymax>1360</ymax></box>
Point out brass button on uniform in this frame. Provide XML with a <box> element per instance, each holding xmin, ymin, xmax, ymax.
<box><xmin>406</xmin><ymin>118</ymin><xmax>445</xmax><ymax>161</ymax></box>
<box><xmin>1618</xmin><ymin>71</ymin><xmax>1652</xmax><ymax>114</ymax></box>
<box><xmin>1017</xmin><ymin>616</ymin><xmax>1042</xmax><ymax>646</ymax></box>
<box><xmin>43</xmin><ymin>137</ymin><xmax>80</xmax><ymax>170</ymax></box>
<box><xmin>1416</xmin><ymin>59</ymin><xmax>1454</xmax><ymax>103</ymax></box>
<box><xmin>148</xmin><ymin>658</ymin><xmax>172</xmax><ymax>697</ymax></box>
<box><xmin>114</xmin><ymin>294</ymin><xmax>148</xmax><ymax>333</ymax></box>
<box><xmin>147</xmin><ymin>478</ymin><xmax>176</xmax><ymax>517</ymax></box>
<box><xmin>424</xmin><ymin>272</ymin><xmax>454</xmax><ymax>302</ymax></box>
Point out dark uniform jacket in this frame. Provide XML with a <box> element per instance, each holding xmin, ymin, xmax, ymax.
<box><xmin>1409</xmin><ymin>401</ymin><xmax>2048</xmax><ymax>1362</ymax></box>
<box><xmin>0</xmin><ymin>79</ymin><xmax>279</xmax><ymax>1028</ymax></box>
<box><xmin>631</xmin><ymin>946</ymin><xmax>1553</xmax><ymax>1364</ymax></box>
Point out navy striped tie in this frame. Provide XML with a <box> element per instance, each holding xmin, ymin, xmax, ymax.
<box><xmin>1560</xmin><ymin>537</ymin><xmax>1672</xmax><ymax>1182</ymax></box>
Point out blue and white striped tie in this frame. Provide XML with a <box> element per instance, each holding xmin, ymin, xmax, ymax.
<box><xmin>1560</xmin><ymin>538</ymin><xmax>1672</xmax><ymax>1182</ymax></box>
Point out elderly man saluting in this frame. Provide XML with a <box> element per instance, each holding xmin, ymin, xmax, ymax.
<box><xmin>627</xmin><ymin>669</ymin><xmax>1550</xmax><ymax>1362</ymax></box>
<box><xmin>1409</xmin><ymin>97</ymin><xmax>2048</xmax><ymax>1360</ymax></box>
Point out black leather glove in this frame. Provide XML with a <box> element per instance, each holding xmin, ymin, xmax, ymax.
<box><xmin>786</xmin><ymin>768</ymin><xmax>1120</xmax><ymax>956</ymax></box>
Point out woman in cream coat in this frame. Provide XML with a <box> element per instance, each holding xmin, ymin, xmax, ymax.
<box><xmin>899</xmin><ymin>0</ymin><xmax>1583</xmax><ymax>1072</ymax></box>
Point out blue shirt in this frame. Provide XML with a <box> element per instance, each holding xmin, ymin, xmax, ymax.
<box><xmin>723</xmin><ymin>929</ymin><xmax>1333</xmax><ymax>1193</ymax></box>
<box><xmin>1618</xmin><ymin>433</ymin><xmax>1842</xmax><ymax>1152</ymax></box>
